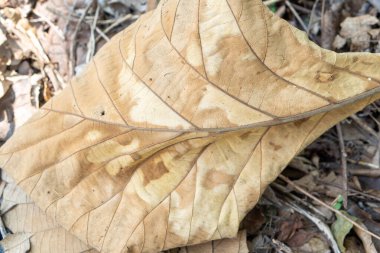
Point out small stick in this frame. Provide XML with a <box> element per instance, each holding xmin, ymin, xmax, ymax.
<box><xmin>336</xmin><ymin>123</ymin><xmax>348</xmax><ymax>209</ymax></box>
<box><xmin>263</xmin><ymin>0</ymin><xmax>284</xmax><ymax>5</ymax></box>
<box><xmin>64</xmin><ymin>0</ymin><xmax>79</xmax><ymax>34</ymax></box>
<box><xmin>285</xmin><ymin>1</ymin><xmax>317</xmax><ymax>42</ymax></box>
<box><xmin>285</xmin><ymin>200</ymin><xmax>340</xmax><ymax>253</ymax></box>
<box><xmin>285</xmin><ymin>1</ymin><xmax>308</xmax><ymax>32</ymax></box>
<box><xmin>86</xmin><ymin>4</ymin><xmax>100</xmax><ymax>63</ymax></box>
<box><xmin>307</xmin><ymin>0</ymin><xmax>320</xmax><ymax>35</ymax></box>
<box><xmin>272</xmin><ymin>182</ymin><xmax>328</xmax><ymax>218</ymax></box>
<box><xmin>95</xmin><ymin>14</ymin><xmax>135</xmax><ymax>43</ymax></box>
<box><xmin>69</xmin><ymin>0</ymin><xmax>93</xmax><ymax>76</ymax></box>
<box><xmin>32</xmin><ymin>10</ymin><xmax>65</xmax><ymax>40</ymax></box>
<box><xmin>349</xmin><ymin>168</ymin><xmax>380</xmax><ymax>177</ymax></box>
<box><xmin>347</xmin><ymin>159</ymin><xmax>379</xmax><ymax>170</ymax></box>
<box><xmin>351</xmin><ymin>115</ymin><xmax>378</xmax><ymax>138</ymax></box>
<box><xmin>271</xmin><ymin>239</ymin><xmax>293</xmax><ymax>253</ymax></box>
<box><xmin>279</xmin><ymin>175</ymin><xmax>380</xmax><ymax>241</ymax></box>
<box><xmin>95</xmin><ymin>27</ymin><xmax>110</xmax><ymax>42</ymax></box>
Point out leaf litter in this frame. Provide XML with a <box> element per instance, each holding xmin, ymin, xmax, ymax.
<box><xmin>1</xmin><ymin>0</ymin><xmax>380</xmax><ymax>252</ymax></box>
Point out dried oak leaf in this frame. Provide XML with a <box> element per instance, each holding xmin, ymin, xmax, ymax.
<box><xmin>1</xmin><ymin>0</ymin><xmax>380</xmax><ymax>252</ymax></box>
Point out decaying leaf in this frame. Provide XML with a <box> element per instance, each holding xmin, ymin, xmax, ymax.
<box><xmin>338</xmin><ymin>15</ymin><xmax>379</xmax><ymax>51</ymax></box>
<box><xmin>331</xmin><ymin>211</ymin><xmax>357</xmax><ymax>252</ymax></box>
<box><xmin>1</xmin><ymin>0</ymin><xmax>380</xmax><ymax>252</ymax></box>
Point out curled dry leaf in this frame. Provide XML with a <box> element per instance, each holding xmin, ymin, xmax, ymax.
<box><xmin>1</xmin><ymin>0</ymin><xmax>380</xmax><ymax>252</ymax></box>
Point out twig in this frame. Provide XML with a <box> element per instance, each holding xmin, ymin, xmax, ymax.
<box><xmin>351</xmin><ymin>115</ymin><xmax>378</xmax><ymax>138</ymax></box>
<box><xmin>347</xmin><ymin>159</ymin><xmax>379</xmax><ymax>170</ymax></box>
<box><xmin>264</xmin><ymin>0</ymin><xmax>284</xmax><ymax>5</ymax></box>
<box><xmin>69</xmin><ymin>0</ymin><xmax>93</xmax><ymax>76</ymax></box>
<box><xmin>95</xmin><ymin>27</ymin><xmax>110</xmax><ymax>42</ymax></box>
<box><xmin>279</xmin><ymin>175</ymin><xmax>380</xmax><ymax>241</ymax></box>
<box><xmin>349</xmin><ymin>168</ymin><xmax>380</xmax><ymax>177</ymax></box>
<box><xmin>271</xmin><ymin>239</ymin><xmax>293</xmax><ymax>253</ymax></box>
<box><xmin>272</xmin><ymin>182</ymin><xmax>328</xmax><ymax>219</ymax></box>
<box><xmin>285</xmin><ymin>1</ymin><xmax>317</xmax><ymax>42</ymax></box>
<box><xmin>285</xmin><ymin>1</ymin><xmax>308</xmax><ymax>32</ymax></box>
<box><xmin>316</xmin><ymin>179</ymin><xmax>380</xmax><ymax>203</ymax></box>
<box><xmin>64</xmin><ymin>0</ymin><xmax>79</xmax><ymax>34</ymax></box>
<box><xmin>86</xmin><ymin>4</ymin><xmax>100</xmax><ymax>63</ymax></box>
<box><xmin>307</xmin><ymin>0</ymin><xmax>320</xmax><ymax>35</ymax></box>
<box><xmin>95</xmin><ymin>14</ymin><xmax>135</xmax><ymax>43</ymax></box>
<box><xmin>32</xmin><ymin>10</ymin><xmax>65</xmax><ymax>40</ymax></box>
<box><xmin>321</xmin><ymin>0</ymin><xmax>326</xmax><ymax>32</ymax></box>
<box><xmin>336</xmin><ymin>123</ymin><xmax>348</xmax><ymax>209</ymax></box>
<box><xmin>284</xmin><ymin>200</ymin><xmax>341</xmax><ymax>253</ymax></box>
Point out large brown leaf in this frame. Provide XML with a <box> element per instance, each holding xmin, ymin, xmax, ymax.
<box><xmin>0</xmin><ymin>0</ymin><xmax>380</xmax><ymax>252</ymax></box>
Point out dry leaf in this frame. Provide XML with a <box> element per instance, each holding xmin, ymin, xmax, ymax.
<box><xmin>0</xmin><ymin>170</ymin><xmax>248</xmax><ymax>253</ymax></box>
<box><xmin>165</xmin><ymin>231</ymin><xmax>248</xmax><ymax>253</ymax></box>
<box><xmin>294</xmin><ymin>237</ymin><xmax>331</xmax><ymax>253</ymax></box>
<box><xmin>0</xmin><ymin>171</ymin><xmax>95</xmax><ymax>253</ymax></box>
<box><xmin>0</xmin><ymin>76</ymin><xmax>38</xmax><ymax>143</ymax></box>
<box><xmin>1</xmin><ymin>0</ymin><xmax>380</xmax><ymax>252</ymax></box>
<box><xmin>354</xmin><ymin>221</ymin><xmax>377</xmax><ymax>253</ymax></box>
<box><xmin>339</xmin><ymin>15</ymin><xmax>379</xmax><ymax>51</ymax></box>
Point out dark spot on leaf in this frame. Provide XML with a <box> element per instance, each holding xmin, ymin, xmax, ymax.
<box><xmin>269</xmin><ymin>141</ymin><xmax>282</xmax><ymax>151</ymax></box>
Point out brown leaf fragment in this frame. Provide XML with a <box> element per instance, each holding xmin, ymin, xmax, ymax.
<box><xmin>354</xmin><ymin>222</ymin><xmax>378</xmax><ymax>253</ymax></box>
<box><xmin>295</xmin><ymin>237</ymin><xmax>330</xmax><ymax>253</ymax></box>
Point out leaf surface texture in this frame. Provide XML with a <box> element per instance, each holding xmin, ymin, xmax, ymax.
<box><xmin>1</xmin><ymin>0</ymin><xmax>380</xmax><ymax>252</ymax></box>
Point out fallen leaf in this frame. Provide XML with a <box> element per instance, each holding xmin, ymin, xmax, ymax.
<box><xmin>294</xmin><ymin>237</ymin><xmax>330</xmax><ymax>253</ymax></box>
<box><xmin>166</xmin><ymin>231</ymin><xmax>248</xmax><ymax>253</ymax></box>
<box><xmin>277</xmin><ymin>213</ymin><xmax>304</xmax><ymax>242</ymax></box>
<box><xmin>354</xmin><ymin>221</ymin><xmax>377</xmax><ymax>253</ymax></box>
<box><xmin>0</xmin><ymin>172</ymin><xmax>95</xmax><ymax>253</ymax></box>
<box><xmin>1</xmin><ymin>0</ymin><xmax>380</xmax><ymax>252</ymax></box>
<box><xmin>344</xmin><ymin>236</ymin><xmax>365</xmax><ymax>253</ymax></box>
<box><xmin>331</xmin><ymin>211</ymin><xmax>357</xmax><ymax>252</ymax></box>
<box><xmin>339</xmin><ymin>15</ymin><xmax>379</xmax><ymax>51</ymax></box>
<box><xmin>0</xmin><ymin>75</ymin><xmax>38</xmax><ymax>143</ymax></box>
